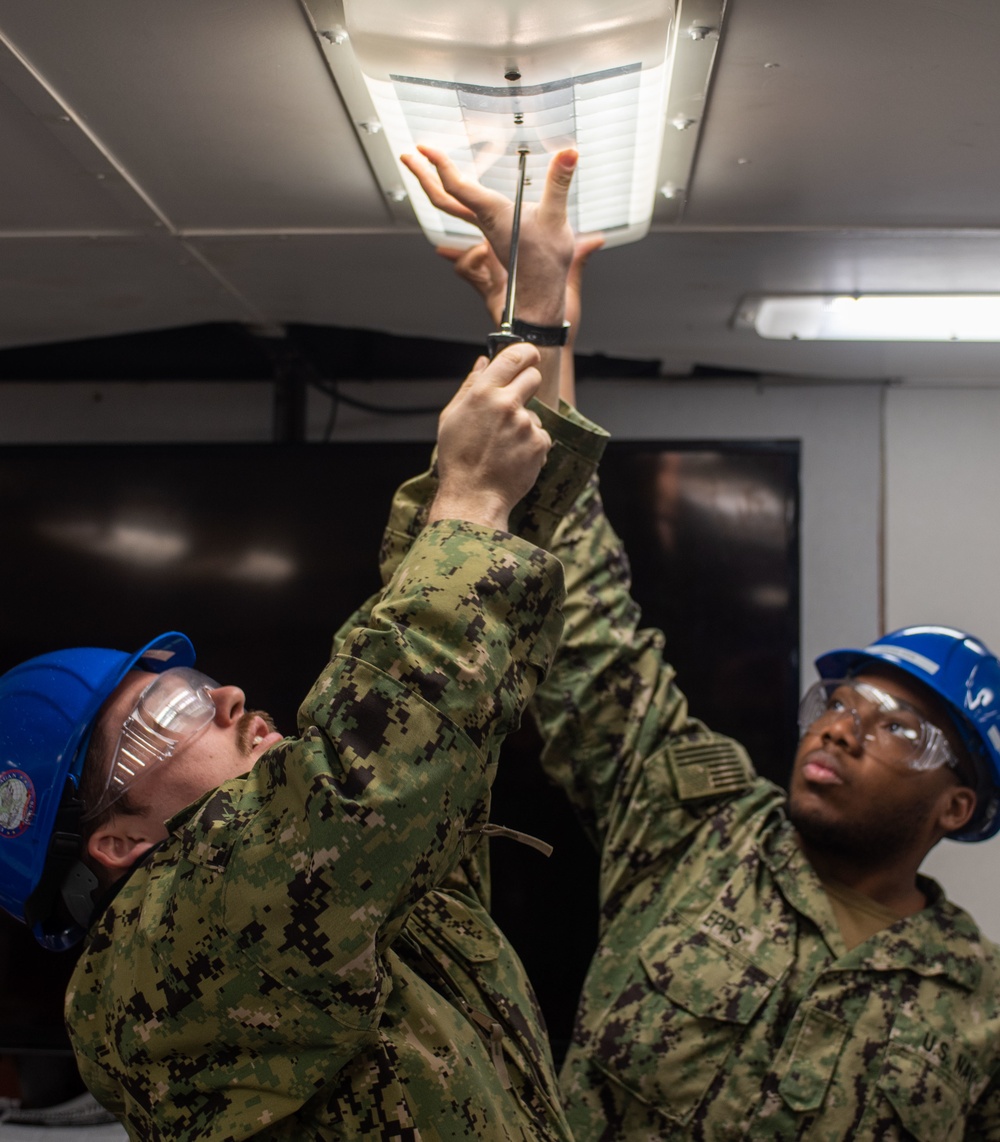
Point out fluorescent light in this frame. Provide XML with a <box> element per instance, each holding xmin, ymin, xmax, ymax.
<box><xmin>736</xmin><ymin>295</ymin><xmax>1000</xmax><ymax>342</ymax></box>
<box><xmin>308</xmin><ymin>0</ymin><xmax>723</xmax><ymax>248</ymax></box>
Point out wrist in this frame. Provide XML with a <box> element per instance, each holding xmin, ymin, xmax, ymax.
<box><xmin>534</xmin><ymin>345</ymin><xmax>562</xmax><ymax>409</ymax></box>
<box><xmin>510</xmin><ymin>284</ymin><xmax>566</xmax><ymax>329</ymax></box>
<box><xmin>511</xmin><ymin>302</ymin><xmax>566</xmax><ymax>328</ymax></box>
<box><xmin>428</xmin><ymin>489</ymin><xmax>511</xmax><ymax>532</ymax></box>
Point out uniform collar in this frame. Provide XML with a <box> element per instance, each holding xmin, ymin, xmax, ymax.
<box><xmin>835</xmin><ymin>877</ymin><xmax>986</xmax><ymax>991</ymax></box>
<box><xmin>761</xmin><ymin>818</ymin><xmax>986</xmax><ymax>990</ymax></box>
<box><xmin>168</xmin><ymin>779</ymin><xmax>250</xmax><ymax>870</ymax></box>
<box><xmin>760</xmin><ymin>820</ymin><xmax>844</xmax><ymax>953</ymax></box>
<box><xmin>87</xmin><ymin>837</ymin><xmax>167</xmax><ymax>930</ymax></box>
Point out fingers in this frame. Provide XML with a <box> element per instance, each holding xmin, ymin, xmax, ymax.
<box><xmin>465</xmin><ymin>344</ymin><xmax>542</xmax><ymax>405</ymax></box>
<box><xmin>455</xmin><ymin>342</ymin><xmax>539</xmax><ymax>399</ymax></box>
<box><xmin>504</xmin><ymin>363</ymin><xmax>544</xmax><ymax>410</ymax></box>
<box><xmin>435</xmin><ymin>245</ymin><xmax>469</xmax><ymax>266</ymax></box>
<box><xmin>526</xmin><ymin>408</ymin><xmax>552</xmax><ymax>451</ymax></box>
<box><xmin>437</xmin><ymin>241</ymin><xmax>508</xmax><ymax>326</ymax></box>
<box><xmin>538</xmin><ymin>149</ymin><xmax>578</xmax><ymax>226</ymax></box>
<box><xmin>439</xmin><ymin>242</ymin><xmax>491</xmax><ymax>281</ymax></box>
<box><xmin>404</xmin><ymin>147</ymin><xmax>507</xmax><ymax>227</ymax></box>
<box><xmin>491</xmin><ymin>346</ymin><xmax>545</xmax><ymax>413</ymax></box>
<box><xmin>400</xmin><ymin>150</ymin><xmax>478</xmax><ymax>225</ymax></box>
<box><xmin>407</xmin><ymin>146</ymin><xmax>578</xmax><ymax>231</ymax></box>
<box><xmin>417</xmin><ymin>146</ymin><xmax>486</xmax><ymax>210</ymax></box>
<box><xmin>567</xmin><ymin>233</ymin><xmax>605</xmax><ymax>295</ymax></box>
<box><xmin>481</xmin><ymin>342</ymin><xmax>541</xmax><ymax>386</ymax></box>
<box><xmin>573</xmin><ymin>232</ymin><xmax>606</xmax><ymax>267</ymax></box>
<box><xmin>449</xmin><ymin>353</ymin><xmax>491</xmax><ymax>405</ymax></box>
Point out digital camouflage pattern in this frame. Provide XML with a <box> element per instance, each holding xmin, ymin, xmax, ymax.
<box><xmin>375</xmin><ymin>400</ymin><xmax>610</xmax><ymax>593</ymax></box>
<box><xmin>530</xmin><ymin>475</ymin><xmax>1000</xmax><ymax>1141</ymax></box>
<box><xmin>65</xmin><ymin>502</ymin><xmax>590</xmax><ymax>1140</ymax></box>
<box><xmin>378</xmin><ymin>426</ymin><xmax>1000</xmax><ymax>1141</ymax></box>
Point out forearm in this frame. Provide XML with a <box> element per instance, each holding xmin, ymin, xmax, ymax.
<box><xmin>531</xmin><ymin>476</ymin><xmax>754</xmax><ymax>848</ymax></box>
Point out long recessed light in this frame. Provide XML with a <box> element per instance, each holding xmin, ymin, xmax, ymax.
<box><xmin>307</xmin><ymin>0</ymin><xmax>726</xmax><ymax>248</ymax></box>
<box><xmin>736</xmin><ymin>295</ymin><xmax>1000</xmax><ymax>342</ymax></box>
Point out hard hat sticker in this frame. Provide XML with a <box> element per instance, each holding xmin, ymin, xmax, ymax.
<box><xmin>0</xmin><ymin>770</ymin><xmax>36</xmax><ymax>837</ymax></box>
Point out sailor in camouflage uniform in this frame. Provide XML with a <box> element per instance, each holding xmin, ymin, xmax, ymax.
<box><xmin>387</xmin><ymin>163</ymin><xmax>1000</xmax><ymax>1140</ymax></box>
<box><xmin>379</xmin><ymin>437</ymin><xmax>1000</xmax><ymax>1142</ymax></box>
<box><xmin>66</xmin><ymin>513</ymin><xmax>566</xmax><ymax>1140</ymax></box>
<box><xmin>0</xmin><ymin>150</ymin><xmax>607</xmax><ymax>1140</ymax></box>
<box><xmin>528</xmin><ymin>477</ymin><xmax>1000</xmax><ymax>1141</ymax></box>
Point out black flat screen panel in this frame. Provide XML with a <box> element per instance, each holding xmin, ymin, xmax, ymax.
<box><xmin>0</xmin><ymin>439</ymin><xmax>799</xmax><ymax>1070</ymax></box>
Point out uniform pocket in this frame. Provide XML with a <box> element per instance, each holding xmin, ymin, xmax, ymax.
<box><xmin>878</xmin><ymin>1043</ymin><xmax>969</xmax><ymax>1142</ymax></box>
<box><xmin>649</xmin><ymin>935</ymin><xmax>778</xmax><ymax>1024</ymax></box>
<box><xmin>589</xmin><ymin>928</ymin><xmax>780</xmax><ymax>1126</ymax></box>
<box><xmin>776</xmin><ymin>1006</ymin><xmax>850</xmax><ymax>1113</ymax></box>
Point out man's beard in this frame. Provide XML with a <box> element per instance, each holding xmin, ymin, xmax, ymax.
<box><xmin>236</xmin><ymin>709</ymin><xmax>278</xmax><ymax>758</ymax></box>
<box><xmin>787</xmin><ymin>792</ymin><xmax>930</xmax><ymax>864</ymax></box>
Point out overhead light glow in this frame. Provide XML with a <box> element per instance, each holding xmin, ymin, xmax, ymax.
<box><xmin>314</xmin><ymin>0</ymin><xmax>704</xmax><ymax>249</ymax></box>
<box><xmin>38</xmin><ymin>519</ymin><xmax>190</xmax><ymax>566</ymax></box>
<box><xmin>226</xmin><ymin>549</ymin><xmax>297</xmax><ymax>584</ymax></box>
<box><xmin>375</xmin><ymin>64</ymin><xmax>668</xmax><ymax>243</ymax></box>
<box><xmin>736</xmin><ymin>295</ymin><xmax>1000</xmax><ymax>342</ymax></box>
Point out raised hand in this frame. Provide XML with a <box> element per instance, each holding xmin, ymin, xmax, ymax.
<box><xmin>401</xmin><ymin>146</ymin><xmax>577</xmax><ymax>328</ymax></box>
<box><xmin>430</xmin><ymin>344</ymin><xmax>552</xmax><ymax>531</ymax></box>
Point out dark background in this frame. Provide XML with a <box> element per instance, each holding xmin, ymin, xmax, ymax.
<box><xmin>0</xmin><ymin>437</ymin><xmax>799</xmax><ymax>1088</ymax></box>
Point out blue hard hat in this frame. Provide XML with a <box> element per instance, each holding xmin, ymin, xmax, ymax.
<box><xmin>815</xmin><ymin>625</ymin><xmax>1000</xmax><ymax>843</ymax></box>
<box><xmin>0</xmin><ymin>632</ymin><xmax>195</xmax><ymax>949</ymax></box>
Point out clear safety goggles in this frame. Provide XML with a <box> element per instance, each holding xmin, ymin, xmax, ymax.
<box><xmin>91</xmin><ymin>667</ymin><xmax>220</xmax><ymax>815</ymax></box>
<box><xmin>798</xmin><ymin>678</ymin><xmax>957</xmax><ymax>772</ymax></box>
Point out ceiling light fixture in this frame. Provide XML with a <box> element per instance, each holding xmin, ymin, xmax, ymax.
<box><xmin>307</xmin><ymin>0</ymin><xmax>726</xmax><ymax>248</ymax></box>
<box><xmin>735</xmin><ymin>295</ymin><xmax>1000</xmax><ymax>342</ymax></box>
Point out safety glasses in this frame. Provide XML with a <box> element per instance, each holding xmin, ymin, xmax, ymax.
<box><xmin>89</xmin><ymin>667</ymin><xmax>220</xmax><ymax>816</ymax></box>
<box><xmin>798</xmin><ymin>678</ymin><xmax>957</xmax><ymax>772</ymax></box>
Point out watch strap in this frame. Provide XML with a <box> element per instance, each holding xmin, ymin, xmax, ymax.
<box><xmin>509</xmin><ymin>318</ymin><xmax>571</xmax><ymax>347</ymax></box>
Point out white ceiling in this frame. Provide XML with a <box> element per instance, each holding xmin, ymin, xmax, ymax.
<box><xmin>2</xmin><ymin>0</ymin><xmax>1000</xmax><ymax>381</ymax></box>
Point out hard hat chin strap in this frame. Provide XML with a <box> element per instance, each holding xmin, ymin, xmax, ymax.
<box><xmin>24</xmin><ymin>778</ymin><xmax>96</xmax><ymax>937</ymax></box>
<box><xmin>60</xmin><ymin>860</ymin><xmax>99</xmax><ymax>928</ymax></box>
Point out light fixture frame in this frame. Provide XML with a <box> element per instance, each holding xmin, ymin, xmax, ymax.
<box><xmin>303</xmin><ymin>0</ymin><xmax>727</xmax><ymax>242</ymax></box>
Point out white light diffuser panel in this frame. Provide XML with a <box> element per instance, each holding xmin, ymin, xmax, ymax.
<box><xmin>737</xmin><ymin>295</ymin><xmax>1000</xmax><ymax>342</ymax></box>
<box><xmin>339</xmin><ymin>1</ymin><xmax>676</xmax><ymax>248</ymax></box>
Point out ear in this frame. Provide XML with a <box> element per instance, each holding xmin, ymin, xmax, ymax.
<box><xmin>86</xmin><ymin>818</ymin><xmax>157</xmax><ymax>871</ymax></box>
<box><xmin>936</xmin><ymin>783</ymin><xmax>977</xmax><ymax>837</ymax></box>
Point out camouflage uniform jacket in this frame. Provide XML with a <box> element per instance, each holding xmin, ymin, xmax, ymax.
<box><xmin>64</xmin><ymin>469</ymin><xmax>599</xmax><ymax>1142</ymax></box>
<box><xmin>378</xmin><ymin>451</ymin><xmax>1000</xmax><ymax>1141</ymax></box>
<box><xmin>527</xmin><ymin>475</ymin><xmax>1000</xmax><ymax>1141</ymax></box>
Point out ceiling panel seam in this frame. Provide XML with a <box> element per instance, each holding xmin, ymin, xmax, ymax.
<box><xmin>0</xmin><ymin>22</ymin><xmax>274</xmax><ymax>326</ymax></box>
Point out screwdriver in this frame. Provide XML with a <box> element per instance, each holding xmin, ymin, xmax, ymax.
<box><xmin>486</xmin><ymin>146</ymin><xmax>530</xmax><ymax>360</ymax></box>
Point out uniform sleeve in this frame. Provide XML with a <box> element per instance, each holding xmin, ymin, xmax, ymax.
<box><xmin>326</xmin><ymin>404</ymin><xmax>609</xmax><ymax>909</ymax></box>
<box><xmin>530</xmin><ymin>474</ymin><xmax>756</xmax><ymax>898</ymax></box>
<box><xmin>328</xmin><ymin>402</ymin><xmax>606</xmax><ymax>661</ymax></box>
<box><xmin>226</xmin><ymin>519</ymin><xmax>565</xmax><ymax>1026</ymax></box>
<box><xmin>65</xmin><ymin>521</ymin><xmax>567</xmax><ymax>1142</ymax></box>
<box><xmin>377</xmin><ymin>399</ymin><xmax>609</xmax><ymax>588</ymax></box>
